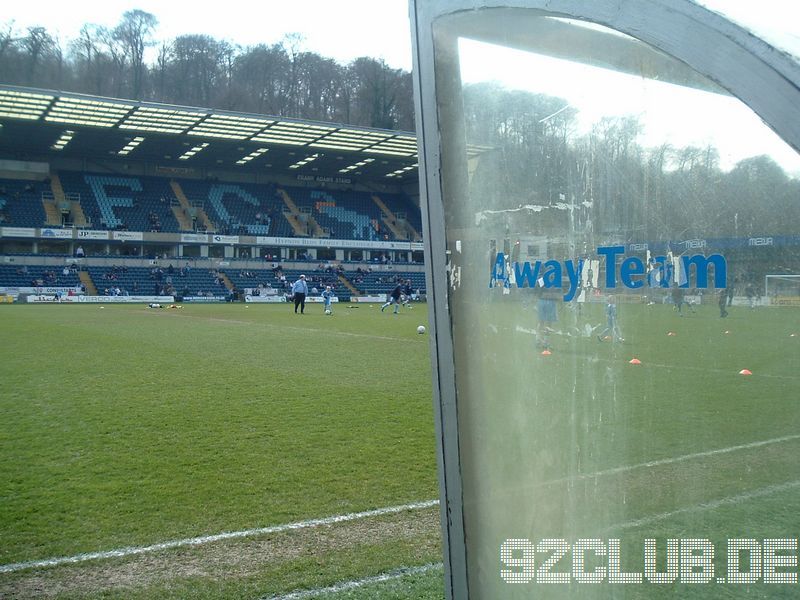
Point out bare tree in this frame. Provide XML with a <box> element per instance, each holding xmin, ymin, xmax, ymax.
<box><xmin>0</xmin><ymin>21</ymin><xmax>20</xmax><ymax>81</ymax></box>
<box><xmin>232</xmin><ymin>43</ymin><xmax>291</xmax><ymax>115</ymax></box>
<box><xmin>113</xmin><ymin>9</ymin><xmax>158</xmax><ymax>99</ymax></box>
<box><xmin>21</xmin><ymin>26</ymin><xmax>56</xmax><ymax>85</ymax></box>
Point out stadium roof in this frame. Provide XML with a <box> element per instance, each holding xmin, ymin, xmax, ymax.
<box><xmin>0</xmin><ymin>84</ymin><xmax>419</xmax><ymax>182</ymax></box>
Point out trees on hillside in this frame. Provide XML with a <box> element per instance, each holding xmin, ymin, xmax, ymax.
<box><xmin>0</xmin><ymin>14</ymin><xmax>795</xmax><ymax>241</ymax></box>
<box><xmin>462</xmin><ymin>83</ymin><xmax>799</xmax><ymax>242</ymax></box>
<box><xmin>0</xmin><ymin>14</ymin><xmax>414</xmax><ymax>130</ymax></box>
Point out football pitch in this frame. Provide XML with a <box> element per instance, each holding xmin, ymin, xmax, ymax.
<box><xmin>0</xmin><ymin>300</ymin><xmax>799</xmax><ymax>598</ymax></box>
<box><xmin>0</xmin><ymin>302</ymin><xmax>441</xmax><ymax>599</ymax></box>
<box><xmin>457</xmin><ymin>297</ymin><xmax>800</xmax><ymax>598</ymax></box>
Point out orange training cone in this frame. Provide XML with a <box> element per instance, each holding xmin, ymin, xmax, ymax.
<box><xmin>629</xmin><ymin>358</ymin><xmax>642</xmax><ymax>365</ymax></box>
<box><xmin>541</xmin><ymin>349</ymin><xmax>552</xmax><ymax>356</ymax></box>
<box><xmin>739</xmin><ymin>369</ymin><xmax>752</xmax><ymax>376</ymax></box>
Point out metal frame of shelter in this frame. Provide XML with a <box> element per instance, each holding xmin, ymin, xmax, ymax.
<box><xmin>408</xmin><ymin>1</ymin><xmax>800</xmax><ymax>597</ymax></box>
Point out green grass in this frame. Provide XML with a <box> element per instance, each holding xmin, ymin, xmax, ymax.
<box><xmin>0</xmin><ymin>303</ymin><xmax>437</xmax><ymax>565</ymax></box>
<box><xmin>2</xmin><ymin>300</ymin><xmax>799</xmax><ymax>598</ymax></box>
<box><xmin>450</xmin><ymin>298</ymin><xmax>800</xmax><ymax>598</ymax></box>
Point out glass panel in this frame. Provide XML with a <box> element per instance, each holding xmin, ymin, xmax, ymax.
<box><xmin>433</xmin><ymin>9</ymin><xmax>800</xmax><ymax>597</ymax></box>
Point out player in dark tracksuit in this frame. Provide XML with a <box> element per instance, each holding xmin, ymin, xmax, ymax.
<box><xmin>381</xmin><ymin>283</ymin><xmax>403</xmax><ymax>314</ymax></box>
<box><xmin>719</xmin><ymin>288</ymin><xmax>729</xmax><ymax>318</ymax></box>
<box><xmin>402</xmin><ymin>279</ymin><xmax>414</xmax><ymax>307</ymax></box>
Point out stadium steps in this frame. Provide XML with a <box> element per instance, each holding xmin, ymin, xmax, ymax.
<box><xmin>78</xmin><ymin>271</ymin><xmax>97</xmax><ymax>296</ymax></box>
<box><xmin>219</xmin><ymin>272</ymin><xmax>234</xmax><ymax>291</ymax></box>
<box><xmin>381</xmin><ymin>215</ymin><xmax>406</xmax><ymax>240</ymax></box>
<box><xmin>171</xmin><ymin>204</ymin><xmax>193</xmax><ymax>231</ymax></box>
<box><xmin>307</xmin><ymin>214</ymin><xmax>326</xmax><ymax>237</ymax></box>
<box><xmin>195</xmin><ymin>206</ymin><xmax>214</xmax><ymax>232</ymax></box>
<box><xmin>373</xmin><ymin>194</ymin><xmax>420</xmax><ymax>240</ymax></box>
<box><xmin>278</xmin><ymin>188</ymin><xmax>300</xmax><ymax>213</ymax></box>
<box><xmin>50</xmin><ymin>174</ymin><xmax>66</xmax><ymax>203</ymax></box>
<box><xmin>278</xmin><ymin>189</ymin><xmax>309</xmax><ymax>236</ymax></box>
<box><xmin>41</xmin><ymin>177</ymin><xmax>66</xmax><ymax>226</ymax></box>
<box><xmin>338</xmin><ymin>273</ymin><xmax>360</xmax><ymax>295</ymax></box>
<box><xmin>69</xmin><ymin>200</ymin><xmax>88</xmax><ymax>227</ymax></box>
<box><xmin>41</xmin><ymin>194</ymin><xmax>61</xmax><ymax>226</ymax></box>
<box><xmin>170</xmin><ymin>180</ymin><xmax>215</xmax><ymax>232</ymax></box>
<box><xmin>53</xmin><ymin>175</ymin><xmax>89</xmax><ymax>226</ymax></box>
<box><xmin>282</xmin><ymin>211</ymin><xmax>308</xmax><ymax>236</ymax></box>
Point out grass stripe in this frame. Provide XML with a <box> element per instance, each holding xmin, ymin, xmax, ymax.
<box><xmin>0</xmin><ymin>500</ymin><xmax>439</xmax><ymax>574</ymax></box>
<box><xmin>613</xmin><ymin>479</ymin><xmax>800</xmax><ymax>531</ymax></box>
<box><xmin>554</xmin><ymin>432</ymin><xmax>800</xmax><ymax>484</ymax></box>
<box><xmin>4</xmin><ymin>432</ymin><xmax>796</xmax><ymax>575</ymax></box>
<box><xmin>261</xmin><ymin>563</ymin><xmax>444</xmax><ymax>600</ymax></box>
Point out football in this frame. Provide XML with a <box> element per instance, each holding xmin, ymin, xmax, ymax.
<box><xmin>417</xmin><ymin>325</ymin><xmax>426</xmax><ymax>334</ymax></box>
<box><xmin>325</xmin><ymin>309</ymin><xmax>332</xmax><ymax>315</ymax></box>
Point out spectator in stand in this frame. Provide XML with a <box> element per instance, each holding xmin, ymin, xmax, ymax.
<box><xmin>291</xmin><ymin>274</ymin><xmax>308</xmax><ymax>314</ymax></box>
<box><xmin>75</xmin><ymin>245</ymin><xmax>84</xmax><ymax>258</ymax></box>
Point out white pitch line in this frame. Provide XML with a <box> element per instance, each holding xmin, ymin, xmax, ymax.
<box><xmin>4</xmin><ymin>433</ymin><xmax>798</xmax><ymax>575</ymax></box>
<box><xmin>258</xmin><ymin>481</ymin><xmax>800</xmax><ymax>600</ymax></box>
<box><xmin>262</xmin><ymin>563</ymin><xmax>443</xmax><ymax>600</ymax></box>
<box><xmin>546</xmin><ymin>432</ymin><xmax>800</xmax><ymax>486</ymax></box>
<box><xmin>263</xmin><ymin>479</ymin><xmax>800</xmax><ymax>598</ymax></box>
<box><xmin>612</xmin><ymin>479</ymin><xmax>800</xmax><ymax>531</ymax></box>
<box><xmin>0</xmin><ymin>500</ymin><xmax>439</xmax><ymax>575</ymax></box>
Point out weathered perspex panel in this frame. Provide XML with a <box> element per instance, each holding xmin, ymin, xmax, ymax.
<box><xmin>411</xmin><ymin>2</ymin><xmax>800</xmax><ymax>597</ymax></box>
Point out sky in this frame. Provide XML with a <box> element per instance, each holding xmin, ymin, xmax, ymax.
<box><xmin>3</xmin><ymin>0</ymin><xmax>414</xmax><ymax>70</ymax></box>
<box><xmin>4</xmin><ymin>1</ymin><xmax>798</xmax><ymax>174</ymax></box>
<box><xmin>459</xmin><ymin>38</ymin><xmax>800</xmax><ymax>175</ymax></box>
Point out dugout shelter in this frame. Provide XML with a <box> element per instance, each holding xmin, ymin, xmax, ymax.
<box><xmin>411</xmin><ymin>1</ymin><xmax>800</xmax><ymax>597</ymax></box>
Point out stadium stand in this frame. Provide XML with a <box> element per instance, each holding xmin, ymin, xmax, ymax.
<box><xmin>0</xmin><ymin>87</ymin><xmax>427</xmax><ymax>306</ymax></box>
<box><xmin>5</xmin><ymin>169</ymin><xmax>423</xmax><ymax>243</ymax></box>
<box><xmin>57</xmin><ymin>172</ymin><xmax>181</xmax><ymax>232</ymax></box>
<box><xmin>351</xmin><ymin>270</ymin><xmax>426</xmax><ymax>296</ymax></box>
<box><xmin>372</xmin><ymin>192</ymin><xmax>423</xmax><ymax>241</ymax></box>
<box><xmin>287</xmin><ymin>187</ymin><xmax>382</xmax><ymax>241</ymax></box>
<box><xmin>85</xmin><ymin>264</ymin><xmax>226</xmax><ymax>297</ymax></box>
<box><xmin>179</xmin><ymin>180</ymin><xmax>287</xmax><ymax>236</ymax></box>
<box><xmin>0</xmin><ymin>264</ymin><xmax>82</xmax><ymax>288</ymax></box>
<box><xmin>0</xmin><ymin>178</ymin><xmax>48</xmax><ymax>227</ymax></box>
<box><xmin>223</xmin><ymin>266</ymin><xmax>341</xmax><ymax>297</ymax></box>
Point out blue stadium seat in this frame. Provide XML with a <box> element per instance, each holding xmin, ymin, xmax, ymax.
<box><xmin>0</xmin><ymin>178</ymin><xmax>47</xmax><ymax>228</ymax></box>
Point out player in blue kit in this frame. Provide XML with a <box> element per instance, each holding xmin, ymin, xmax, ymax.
<box><xmin>597</xmin><ymin>295</ymin><xmax>624</xmax><ymax>342</ymax></box>
<box><xmin>322</xmin><ymin>285</ymin><xmax>334</xmax><ymax>315</ymax></box>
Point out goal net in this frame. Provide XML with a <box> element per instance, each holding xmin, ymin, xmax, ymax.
<box><xmin>765</xmin><ymin>274</ymin><xmax>800</xmax><ymax>306</ymax></box>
